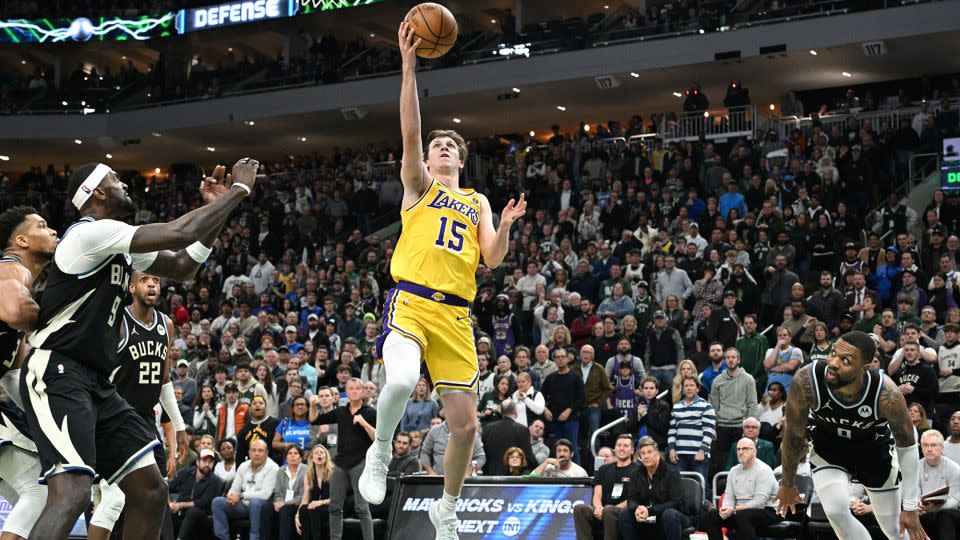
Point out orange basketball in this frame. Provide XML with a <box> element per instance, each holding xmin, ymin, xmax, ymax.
<box><xmin>405</xmin><ymin>3</ymin><xmax>458</xmax><ymax>58</ymax></box>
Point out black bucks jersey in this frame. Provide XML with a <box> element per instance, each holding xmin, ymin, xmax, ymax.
<box><xmin>27</xmin><ymin>218</ymin><xmax>132</xmax><ymax>371</ymax></box>
<box><xmin>112</xmin><ymin>307</ymin><xmax>169</xmax><ymax>418</ymax></box>
<box><xmin>808</xmin><ymin>360</ymin><xmax>893</xmax><ymax>463</ymax></box>
<box><xmin>0</xmin><ymin>258</ymin><xmax>25</xmax><ymax>375</ymax></box>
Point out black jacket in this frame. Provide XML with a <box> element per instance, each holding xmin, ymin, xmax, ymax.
<box><xmin>625</xmin><ymin>460</ymin><xmax>684</xmax><ymax>517</ymax></box>
<box><xmin>806</xmin><ymin>288</ymin><xmax>844</xmax><ymax>330</ymax></box>
<box><xmin>624</xmin><ymin>398</ymin><xmax>671</xmax><ymax>450</ymax></box>
<box><xmin>481</xmin><ymin>417</ymin><xmax>539</xmax><ymax>475</ymax></box>
<box><xmin>168</xmin><ymin>466</ymin><xmax>225</xmax><ymax>511</ymax></box>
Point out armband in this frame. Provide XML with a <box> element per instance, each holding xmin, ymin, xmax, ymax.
<box><xmin>897</xmin><ymin>444</ymin><xmax>920</xmax><ymax>511</ymax></box>
<box><xmin>185</xmin><ymin>242</ymin><xmax>212</xmax><ymax>263</ymax></box>
<box><xmin>232</xmin><ymin>183</ymin><xmax>251</xmax><ymax>196</ymax></box>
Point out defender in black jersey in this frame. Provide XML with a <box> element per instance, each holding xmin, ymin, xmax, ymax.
<box><xmin>20</xmin><ymin>160</ymin><xmax>259</xmax><ymax>540</ymax></box>
<box><xmin>776</xmin><ymin>331</ymin><xmax>928</xmax><ymax>540</ymax></box>
<box><xmin>0</xmin><ymin>206</ymin><xmax>58</xmax><ymax>540</ymax></box>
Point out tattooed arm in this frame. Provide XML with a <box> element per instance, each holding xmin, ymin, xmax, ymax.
<box><xmin>878</xmin><ymin>377</ymin><xmax>929</xmax><ymax>540</ymax></box>
<box><xmin>775</xmin><ymin>364</ymin><xmax>814</xmax><ymax>516</ymax></box>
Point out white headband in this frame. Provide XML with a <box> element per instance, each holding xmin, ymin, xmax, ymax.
<box><xmin>72</xmin><ymin>163</ymin><xmax>112</xmax><ymax>210</ymax></box>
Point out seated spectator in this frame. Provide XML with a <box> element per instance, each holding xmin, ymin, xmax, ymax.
<box><xmin>211</xmin><ymin>439</ymin><xmax>279</xmax><ymax>540</ymax></box>
<box><xmin>618</xmin><ymin>436</ymin><xmax>690</xmax><ymax>540</ymax></box>
<box><xmin>296</xmin><ymin>445</ymin><xmax>333</xmax><ymax>540</ymax></box>
<box><xmin>530</xmin><ymin>439</ymin><xmax>587</xmax><ymax>478</ymax></box>
<box><xmin>169</xmin><ymin>449</ymin><xmax>225</xmax><ymax>540</ymax></box>
<box><xmin>261</xmin><ymin>444</ymin><xmax>307</xmax><ymax>540</ymax></box>
<box><xmin>529</xmin><ymin>419</ymin><xmax>550</xmax><ymax>464</ymax></box>
<box><xmin>389</xmin><ymin>432</ymin><xmax>422</xmax><ymax>476</ymax></box>
<box><xmin>946</xmin><ymin>412</ymin><xmax>960</xmax><ymax>464</ymax></box>
<box><xmin>481</xmin><ymin>399</ymin><xmax>538</xmax><ymax>476</ymax></box>
<box><xmin>214</xmin><ymin>439</ymin><xmax>238</xmax><ymax>484</ymax></box>
<box><xmin>918</xmin><ymin>430</ymin><xmax>960</xmax><ymax>540</ymax></box>
<box><xmin>723</xmin><ymin>418</ymin><xmax>776</xmax><ymax>471</ymax></box>
<box><xmin>573</xmin><ymin>434</ymin><xmax>637</xmax><ymax>540</ymax></box>
<box><xmin>420</xmin><ymin>418</ymin><xmax>486</xmax><ymax>475</ymax></box>
<box><xmin>698</xmin><ymin>437</ymin><xmax>781</xmax><ymax>540</ymax></box>
<box><xmin>911</xmin><ymin>403</ymin><xmax>933</xmax><ymax>441</ymax></box>
<box><xmin>757</xmin><ymin>381</ymin><xmax>787</xmax><ymax>443</ymax></box>
<box><xmin>503</xmin><ymin>447</ymin><xmax>532</xmax><ymax>476</ymax></box>
<box><xmin>272</xmin><ymin>396</ymin><xmax>312</xmax><ymax>459</ymax></box>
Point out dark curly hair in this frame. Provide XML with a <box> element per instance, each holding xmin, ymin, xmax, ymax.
<box><xmin>0</xmin><ymin>206</ymin><xmax>37</xmax><ymax>251</ymax></box>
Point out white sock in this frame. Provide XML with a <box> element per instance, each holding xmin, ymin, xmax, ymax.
<box><xmin>439</xmin><ymin>490</ymin><xmax>458</xmax><ymax>514</ymax></box>
<box><xmin>375</xmin><ymin>333</ymin><xmax>421</xmax><ymax>447</ymax></box>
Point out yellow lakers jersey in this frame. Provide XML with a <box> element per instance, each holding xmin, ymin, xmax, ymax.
<box><xmin>392</xmin><ymin>178</ymin><xmax>481</xmax><ymax>300</ymax></box>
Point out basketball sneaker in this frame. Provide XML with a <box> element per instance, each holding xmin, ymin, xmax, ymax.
<box><xmin>428</xmin><ymin>499</ymin><xmax>459</xmax><ymax>540</ymax></box>
<box><xmin>358</xmin><ymin>442</ymin><xmax>390</xmax><ymax>504</ymax></box>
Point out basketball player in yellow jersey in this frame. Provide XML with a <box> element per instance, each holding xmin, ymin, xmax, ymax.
<box><xmin>357</xmin><ymin>21</ymin><xmax>526</xmax><ymax>540</ymax></box>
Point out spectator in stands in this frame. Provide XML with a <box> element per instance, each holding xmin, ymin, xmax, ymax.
<box><xmin>761</xmin><ymin>255</ymin><xmax>799</xmax><ymax>326</ymax></box>
<box><xmin>261</xmin><ymin>444</ymin><xmax>307</xmax><ymax>540</ymax></box>
<box><xmin>736</xmin><ymin>315</ymin><xmax>768</xmax><ymax>386</ymax></box>
<box><xmin>272</xmin><ymin>396</ymin><xmax>312</xmax><ymax>457</ymax></box>
<box><xmin>169</xmin><ymin>449</ymin><xmax>225</xmax><ymax>540</ymax></box>
<box><xmin>646</xmin><ymin>311</ymin><xmax>685</xmax><ymax>390</ymax></box>
<box><xmin>807</xmin><ymin>271</ymin><xmax>844</xmax><ymax>334</ymax></box>
<box><xmin>541</xmin><ymin>348</ymin><xmax>586</xmax><ymax>464</ymax></box>
<box><xmin>211</xmin><ymin>439</ymin><xmax>279</xmax><ymax>540</ymax></box>
<box><xmin>711</xmin><ymin>348</ymin><xmax>759</xmax><ymax>472</ymax></box>
<box><xmin>236</xmin><ymin>396</ymin><xmax>281</xmax><ymax>464</ymax></box>
<box><xmin>618</xmin><ymin>436</ymin><xmax>690</xmax><ymax>540</ymax></box>
<box><xmin>531</xmin><ymin>439</ymin><xmax>587</xmax><ymax>478</ymax></box>
<box><xmin>512</xmin><ymin>372</ymin><xmax>545</xmax><ymax>427</ymax></box>
<box><xmin>763</xmin><ymin>327</ymin><xmax>803</xmax><ymax>392</ymax></box>
<box><xmin>722</xmin><ymin>417</ymin><xmax>776</xmax><ymax>471</ymax></box>
<box><xmin>296</xmin><ymin>445</ymin><xmax>333</xmax><ymax>540</ymax></box>
<box><xmin>891</xmin><ymin>341</ymin><xmax>939</xmax><ymax>417</ymax></box>
<box><xmin>918</xmin><ymin>430</ymin><xmax>960</xmax><ymax>539</ymax></box>
<box><xmin>573</xmin><ymin>344</ymin><xmax>612</xmax><ymax>451</ymax></box>
<box><xmin>174</xmin><ymin>358</ymin><xmax>199</xmax><ymax>406</ymax></box>
<box><xmin>668</xmin><ymin>376</ymin><xmax>715</xmax><ymax>495</ymax></box>
<box><xmin>218</xmin><ymin>383</ymin><xmax>247</xmax><ymax>441</ymax></box>
<box><xmin>530</xmin><ymin>419</ymin><xmax>550</xmax><ymax>464</ymax></box>
<box><xmin>757</xmin><ymin>382</ymin><xmax>787</xmax><ymax>444</ymax></box>
<box><xmin>698</xmin><ymin>437</ymin><xmax>780</xmax><ymax>540</ymax></box>
<box><xmin>400</xmin><ymin>378</ymin><xmax>439</xmax><ymax>432</ymax></box>
<box><xmin>481</xmin><ymin>399</ymin><xmax>538</xmax><ymax>475</ymax></box>
<box><xmin>604</xmin><ymin>337</ymin><xmax>645</xmax><ymax>380</ymax></box>
<box><xmin>530</xmin><ymin>345</ymin><xmax>558</xmax><ymax>384</ymax></box>
<box><xmin>308</xmin><ymin>378</ymin><xmax>376</xmax><ymax>540</ymax></box>
<box><xmin>502</xmin><ymin>447</ymin><xmax>531</xmax><ymax>476</ymax></box>
<box><xmin>573</xmin><ymin>434</ymin><xmax>637</xmax><ymax>540</ymax></box>
<box><xmin>945</xmin><ymin>412</ymin><xmax>960</xmax><ymax>463</ymax></box>
<box><xmin>420</xmin><ymin>418</ymin><xmax>486</xmax><ymax>475</ymax></box>
<box><xmin>701</xmin><ymin>343</ymin><xmax>726</xmax><ymax>392</ymax></box>
<box><xmin>656</xmin><ymin>255</ymin><xmax>694</xmax><ymax>305</ymax></box>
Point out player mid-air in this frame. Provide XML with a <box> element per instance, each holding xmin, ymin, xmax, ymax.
<box><xmin>776</xmin><ymin>331</ymin><xmax>928</xmax><ymax>540</ymax></box>
<box><xmin>357</xmin><ymin>18</ymin><xmax>526</xmax><ymax>540</ymax></box>
<box><xmin>0</xmin><ymin>207</ymin><xmax>58</xmax><ymax>540</ymax></box>
<box><xmin>21</xmin><ymin>159</ymin><xmax>257</xmax><ymax>540</ymax></box>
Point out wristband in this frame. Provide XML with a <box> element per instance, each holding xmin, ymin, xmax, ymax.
<box><xmin>232</xmin><ymin>183</ymin><xmax>251</xmax><ymax>196</ymax></box>
<box><xmin>186</xmin><ymin>242</ymin><xmax>212</xmax><ymax>263</ymax></box>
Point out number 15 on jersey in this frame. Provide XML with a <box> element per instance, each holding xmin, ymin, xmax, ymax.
<box><xmin>435</xmin><ymin>216</ymin><xmax>466</xmax><ymax>253</ymax></box>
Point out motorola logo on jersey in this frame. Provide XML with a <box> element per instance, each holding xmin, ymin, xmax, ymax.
<box><xmin>858</xmin><ymin>405</ymin><xmax>872</xmax><ymax>418</ymax></box>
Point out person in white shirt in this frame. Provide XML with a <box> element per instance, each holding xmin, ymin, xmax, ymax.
<box><xmin>917</xmin><ymin>430</ymin><xmax>960</xmax><ymax>538</ymax></box>
<box><xmin>210</xmin><ymin>439</ymin><xmax>279</xmax><ymax>540</ymax></box>
<box><xmin>531</xmin><ymin>439</ymin><xmax>587</xmax><ymax>478</ymax></box>
<box><xmin>512</xmin><ymin>372</ymin><xmax>545</xmax><ymax>426</ymax></box>
<box><xmin>249</xmin><ymin>252</ymin><xmax>275</xmax><ymax>294</ymax></box>
<box><xmin>946</xmin><ymin>412</ymin><xmax>960</xmax><ymax>465</ymax></box>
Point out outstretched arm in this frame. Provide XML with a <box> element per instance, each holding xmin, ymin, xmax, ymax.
<box><xmin>478</xmin><ymin>194</ymin><xmax>526</xmax><ymax>269</ymax></box>
<box><xmin>776</xmin><ymin>365</ymin><xmax>814</xmax><ymax>516</ymax></box>
<box><xmin>398</xmin><ymin>22</ymin><xmax>431</xmax><ymax>202</ymax></box>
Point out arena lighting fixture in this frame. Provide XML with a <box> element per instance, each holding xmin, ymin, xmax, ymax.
<box><xmin>0</xmin><ymin>156</ymin><xmax>9</xmax><ymax>161</ymax></box>
<box><xmin>82</xmin><ymin>107</ymin><xmax>96</xmax><ymax>114</ymax></box>
<box><xmin>452</xmin><ymin>118</ymin><xmax>461</xmax><ymax>123</ymax></box>
<box><xmin>369</xmin><ymin>33</ymin><xmax>374</xmax><ymax>37</ymax></box>
<box><xmin>206</xmin><ymin>146</ymin><xmax>216</xmax><ymax>152</ymax></box>
<box><xmin>155</xmin><ymin>167</ymin><xmax>161</xmax><ymax>174</ymax></box>
<box><xmin>809</xmin><ymin>49</ymin><xmax>817</xmax><ymax>55</ymax></box>
<box><xmin>556</xmin><ymin>106</ymin><xmax>566</xmax><ymax>111</ymax></box>
<box><xmin>630</xmin><ymin>72</ymin><xmax>639</xmax><ymax>78</ymax></box>
<box><xmin>529</xmin><ymin>131</ymin><xmax>535</xmax><ymax>137</ymax></box>
<box><xmin>105</xmin><ymin>154</ymin><xmax>112</xmax><ymax>159</ymax></box>
<box><xmin>299</xmin><ymin>137</ymin><xmax>307</xmax><ymax>142</ymax></box>
<box><xmin>495</xmin><ymin>43</ymin><xmax>531</xmax><ymax>58</ymax></box>
<box><xmin>672</xmin><ymin>91</ymin><xmax>683</xmax><ymax>97</ymax></box>
<box><xmin>490</xmin><ymin>19</ymin><xmax>496</xmax><ymax>23</ymax></box>
<box><xmin>122</xmin><ymin>56</ymin><xmax>127</xmax><ymax>59</ymax></box>
<box><xmin>584</xmin><ymin>124</ymin><xmax>590</xmax><ymax>132</ymax></box>
<box><xmin>74</xmin><ymin>139</ymin><xmax>82</xmax><ymax>144</ymax></box>
<box><xmin>152</xmin><ymin>132</ymin><xmax>162</xmax><ymax>137</ymax></box>
<box><xmin>20</xmin><ymin>60</ymin><xmax>25</xmax><ymax>64</ymax></box>
<box><xmin>227</xmin><ymin>47</ymin><xmax>232</xmax><ymax>51</ymax></box>
<box><xmin>61</xmin><ymin>100</ymin><xmax>68</xmax><ymax>106</ymax></box>
<box><xmin>512</xmin><ymin>87</ymin><xmax>520</xmax><ymax>93</ymax></box>
<box><xmin>842</xmin><ymin>71</ymin><xmax>852</xmax><ymax>77</ymax></box>
<box><xmin>699</xmin><ymin>29</ymin><xmax>704</xmax><ymax>34</ymax></box>
<box><xmin>703</xmin><ymin>111</ymin><xmax>710</xmax><ymax>117</ymax></box>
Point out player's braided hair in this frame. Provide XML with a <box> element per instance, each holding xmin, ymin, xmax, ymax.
<box><xmin>838</xmin><ymin>330</ymin><xmax>876</xmax><ymax>365</ymax></box>
<box><xmin>0</xmin><ymin>206</ymin><xmax>38</xmax><ymax>251</ymax></box>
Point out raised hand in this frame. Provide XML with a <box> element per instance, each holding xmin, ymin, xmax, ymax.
<box><xmin>398</xmin><ymin>21</ymin><xmax>421</xmax><ymax>69</ymax></box>
<box><xmin>500</xmin><ymin>194</ymin><xmax>527</xmax><ymax>228</ymax></box>
<box><xmin>231</xmin><ymin>157</ymin><xmax>259</xmax><ymax>193</ymax></box>
<box><xmin>199</xmin><ymin>164</ymin><xmax>231</xmax><ymax>204</ymax></box>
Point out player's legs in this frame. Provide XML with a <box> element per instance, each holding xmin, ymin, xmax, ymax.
<box><xmin>0</xmin><ymin>446</ymin><xmax>46</xmax><ymax>540</ymax></box>
<box><xmin>429</xmin><ymin>389</ymin><xmax>478</xmax><ymax>537</ymax></box>
<box><xmin>29</xmin><ymin>471</ymin><xmax>93</xmax><ymax>540</ymax></box>
<box><xmin>863</xmin><ymin>487</ymin><xmax>903</xmax><ymax>540</ymax></box>
<box><xmin>115</xmin><ymin>454</ymin><xmax>168</xmax><ymax>540</ymax></box>
<box><xmin>88</xmin><ymin>480</ymin><xmax>125</xmax><ymax>540</ymax></box>
<box><xmin>812</xmin><ymin>466</ymin><xmax>872</xmax><ymax>540</ymax></box>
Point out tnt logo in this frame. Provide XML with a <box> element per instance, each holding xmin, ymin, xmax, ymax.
<box><xmin>501</xmin><ymin>517</ymin><xmax>521</xmax><ymax>537</ymax></box>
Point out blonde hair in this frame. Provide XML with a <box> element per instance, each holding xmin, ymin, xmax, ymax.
<box><xmin>305</xmin><ymin>444</ymin><xmax>334</xmax><ymax>486</ymax></box>
<box><xmin>426</xmin><ymin>130</ymin><xmax>468</xmax><ymax>163</ymax></box>
<box><xmin>672</xmin><ymin>359</ymin><xmax>699</xmax><ymax>403</ymax></box>
<box><xmin>550</xmin><ymin>325</ymin><xmax>572</xmax><ymax>346</ymax></box>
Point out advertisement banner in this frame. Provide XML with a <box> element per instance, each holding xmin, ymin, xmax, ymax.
<box><xmin>390</xmin><ymin>479</ymin><xmax>592</xmax><ymax>540</ymax></box>
<box><xmin>0</xmin><ymin>496</ymin><xmax>86</xmax><ymax>537</ymax></box>
<box><xmin>176</xmin><ymin>0</ymin><xmax>298</xmax><ymax>33</ymax></box>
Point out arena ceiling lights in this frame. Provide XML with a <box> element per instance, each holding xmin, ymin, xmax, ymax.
<box><xmin>0</xmin><ymin>0</ymin><xmax>384</xmax><ymax>43</ymax></box>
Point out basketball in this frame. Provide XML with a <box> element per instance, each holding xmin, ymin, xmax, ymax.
<box><xmin>404</xmin><ymin>3</ymin><xmax>458</xmax><ymax>58</ymax></box>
